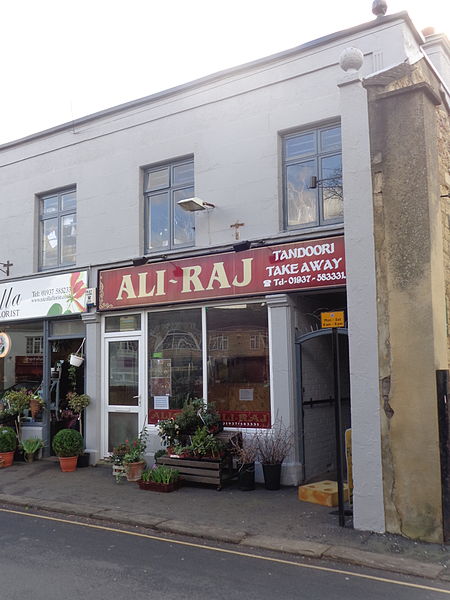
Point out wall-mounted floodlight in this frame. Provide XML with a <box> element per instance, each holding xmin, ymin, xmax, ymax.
<box><xmin>177</xmin><ymin>197</ymin><xmax>216</xmax><ymax>212</ymax></box>
<box><xmin>132</xmin><ymin>256</ymin><xmax>148</xmax><ymax>267</ymax></box>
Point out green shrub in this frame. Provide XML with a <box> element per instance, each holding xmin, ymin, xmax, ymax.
<box><xmin>66</xmin><ymin>392</ymin><xmax>90</xmax><ymax>413</ymax></box>
<box><xmin>4</xmin><ymin>390</ymin><xmax>30</xmax><ymax>414</ymax></box>
<box><xmin>52</xmin><ymin>429</ymin><xmax>84</xmax><ymax>457</ymax></box>
<box><xmin>0</xmin><ymin>426</ymin><xmax>17</xmax><ymax>452</ymax></box>
<box><xmin>190</xmin><ymin>426</ymin><xmax>224</xmax><ymax>458</ymax></box>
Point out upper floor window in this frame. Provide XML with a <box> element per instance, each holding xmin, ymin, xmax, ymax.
<box><xmin>39</xmin><ymin>189</ymin><xmax>76</xmax><ymax>269</ymax></box>
<box><xmin>144</xmin><ymin>159</ymin><xmax>195</xmax><ymax>251</ymax></box>
<box><xmin>283</xmin><ymin>125</ymin><xmax>342</xmax><ymax>229</ymax></box>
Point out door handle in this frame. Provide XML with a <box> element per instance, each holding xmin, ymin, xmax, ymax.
<box><xmin>133</xmin><ymin>395</ymin><xmax>141</xmax><ymax>406</ymax></box>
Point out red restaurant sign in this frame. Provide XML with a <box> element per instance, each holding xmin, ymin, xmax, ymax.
<box><xmin>99</xmin><ymin>236</ymin><xmax>346</xmax><ymax>310</ymax></box>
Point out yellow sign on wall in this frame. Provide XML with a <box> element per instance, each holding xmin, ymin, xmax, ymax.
<box><xmin>321</xmin><ymin>311</ymin><xmax>345</xmax><ymax>328</ymax></box>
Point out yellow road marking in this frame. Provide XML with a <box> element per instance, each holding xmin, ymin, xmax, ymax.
<box><xmin>0</xmin><ymin>506</ymin><xmax>449</xmax><ymax>595</ymax></box>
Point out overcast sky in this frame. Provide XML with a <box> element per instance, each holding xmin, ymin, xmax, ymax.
<box><xmin>0</xmin><ymin>0</ymin><xmax>448</xmax><ymax>145</ymax></box>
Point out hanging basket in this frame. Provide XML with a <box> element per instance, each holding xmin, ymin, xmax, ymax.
<box><xmin>69</xmin><ymin>354</ymin><xmax>84</xmax><ymax>367</ymax></box>
<box><xmin>69</xmin><ymin>339</ymin><xmax>85</xmax><ymax>367</ymax></box>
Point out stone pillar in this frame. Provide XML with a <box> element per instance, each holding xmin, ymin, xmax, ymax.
<box><xmin>366</xmin><ymin>76</ymin><xmax>446</xmax><ymax>542</ymax></box>
<box><xmin>338</xmin><ymin>48</ymin><xmax>385</xmax><ymax>533</ymax></box>
<box><xmin>265</xmin><ymin>293</ymin><xmax>301</xmax><ymax>485</ymax></box>
<box><xmin>81</xmin><ymin>311</ymin><xmax>102</xmax><ymax>463</ymax></box>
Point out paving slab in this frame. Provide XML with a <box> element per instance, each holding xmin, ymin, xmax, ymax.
<box><xmin>324</xmin><ymin>545</ymin><xmax>445</xmax><ymax>579</ymax></box>
<box><xmin>94</xmin><ymin>509</ymin><xmax>166</xmax><ymax>528</ymax></box>
<box><xmin>240</xmin><ymin>535</ymin><xmax>330</xmax><ymax>557</ymax></box>
<box><xmin>156</xmin><ymin>519</ymin><xmax>246</xmax><ymax>544</ymax></box>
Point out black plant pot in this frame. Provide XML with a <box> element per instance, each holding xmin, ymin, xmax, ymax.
<box><xmin>77</xmin><ymin>452</ymin><xmax>90</xmax><ymax>468</ymax></box>
<box><xmin>238</xmin><ymin>462</ymin><xmax>255</xmax><ymax>491</ymax></box>
<box><xmin>262</xmin><ymin>463</ymin><xmax>282</xmax><ymax>490</ymax></box>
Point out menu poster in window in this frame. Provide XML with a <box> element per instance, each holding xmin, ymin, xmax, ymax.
<box><xmin>150</xmin><ymin>359</ymin><xmax>171</xmax><ymax>396</ymax></box>
<box><xmin>154</xmin><ymin>395</ymin><xmax>170</xmax><ymax>410</ymax></box>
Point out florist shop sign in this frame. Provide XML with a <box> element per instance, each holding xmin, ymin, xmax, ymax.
<box><xmin>99</xmin><ymin>236</ymin><xmax>346</xmax><ymax>310</ymax></box>
<box><xmin>0</xmin><ymin>271</ymin><xmax>87</xmax><ymax>322</ymax></box>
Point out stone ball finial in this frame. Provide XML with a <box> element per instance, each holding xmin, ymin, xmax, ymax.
<box><xmin>372</xmin><ymin>0</ymin><xmax>387</xmax><ymax>16</ymax></box>
<box><xmin>339</xmin><ymin>47</ymin><xmax>364</xmax><ymax>73</ymax></box>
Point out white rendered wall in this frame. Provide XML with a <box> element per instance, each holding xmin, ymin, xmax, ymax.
<box><xmin>338</xmin><ymin>63</ymin><xmax>385</xmax><ymax>533</ymax></box>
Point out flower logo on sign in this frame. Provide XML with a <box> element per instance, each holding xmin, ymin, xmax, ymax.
<box><xmin>0</xmin><ymin>332</ymin><xmax>11</xmax><ymax>358</ymax></box>
<box><xmin>46</xmin><ymin>272</ymin><xmax>87</xmax><ymax>316</ymax></box>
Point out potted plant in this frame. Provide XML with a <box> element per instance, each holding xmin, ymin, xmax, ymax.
<box><xmin>19</xmin><ymin>437</ymin><xmax>45</xmax><ymax>463</ymax></box>
<box><xmin>52</xmin><ymin>428</ymin><xmax>84</xmax><ymax>472</ymax></box>
<box><xmin>110</xmin><ymin>441</ymin><xmax>131</xmax><ymax>482</ymax></box>
<box><xmin>256</xmin><ymin>418</ymin><xmax>294</xmax><ymax>490</ymax></box>
<box><xmin>3</xmin><ymin>389</ymin><xmax>30</xmax><ymax>439</ymax></box>
<box><xmin>157</xmin><ymin>399</ymin><xmax>222</xmax><ymax>449</ymax></box>
<box><xmin>138</xmin><ymin>464</ymin><xmax>181</xmax><ymax>492</ymax></box>
<box><xmin>189</xmin><ymin>425</ymin><xmax>224</xmax><ymax>459</ymax></box>
<box><xmin>66</xmin><ymin>391</ymin><xmax>91</xmax><ymax>467</ymax></box>
<box><xmin>69</xmin><ymin>339</ymin><xmax>85</xmax><ymax>367</ymax></box>
<box><xmin>123</xmin><ymin>428</ymin><xmax>148</xmax><ymax>481</ymax></box>
<box><xmin>230</xmin><ymin>432</ymin><xmax>258</xmax><ymax>491</ymax></box>
<box><xmin>28</xmin><ymin>392</ymin><xmax>45</xmax><ymax>421</ymax></box>
<box><xmin>0</xmin><ymin>425</ymin><xmax>17</xmax><ymax>468</ymax></box>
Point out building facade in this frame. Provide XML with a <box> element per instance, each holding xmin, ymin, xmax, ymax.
<box><xmin>1</xmin><ymin>10</ymin><xmax>449</xmax><ymax>542</ymax></box>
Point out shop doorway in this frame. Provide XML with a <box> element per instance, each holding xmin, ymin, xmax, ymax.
<box><xmin>296</xmin><ymin>328</ymin><xmax>350</xmax><ymax>483</ymax></box>
<box><xmin>102</xmin><ymin>336</ymin><xmax>146</xmax><ymax>456</ymax></box>
<box><xmin>49</xmin><ymin>337</ymin><xmax>85</xmax><ymax>452</ymax></box>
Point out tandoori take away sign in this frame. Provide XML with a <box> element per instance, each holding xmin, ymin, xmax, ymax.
<box><xmin>99</xmin><ymin>236</ymin><xmax>346</xmax><ymax>310</ymax></box>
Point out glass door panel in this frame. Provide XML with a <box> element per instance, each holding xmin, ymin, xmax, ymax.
<box><xmin>108</xmin><ymin>340</ymin><xmax>139</xmax><ymax>406</ymax></box>
<box><xmin>108</xmin><ymin>413</ymin><xmax>138</xmax><ymax>452</ymax></box>
<box><xmin>104</xmin><ymin>336</ymin><xmax>144</xmax><ymax>458</ymax></box>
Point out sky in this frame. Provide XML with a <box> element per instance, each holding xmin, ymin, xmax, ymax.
<box><xmin>0</xmin><ymin>0</ymin><xmax>448</xmax><ymax>145</ymax></box>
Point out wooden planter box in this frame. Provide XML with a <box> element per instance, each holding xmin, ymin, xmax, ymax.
<box><xmin>137</xmin><ymin>479</ymin><xmax>181</xmax><ymax>493</ymax></box>
<box><xmin>155</xmin><ymin>431</ymin><xmax>241</xmax><ymax>490</ymax></box>
<box><xmin>156</xmin><ymin>455</ymin><xmax>235</xmax><ymax>490</ymax></box>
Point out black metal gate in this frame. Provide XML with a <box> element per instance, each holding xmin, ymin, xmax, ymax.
<box><xmin>296</xmin><ymin>327</ymin><xmax>349</xmax><ymax>526</ymax></box>
<box><xmin>437</xmin><ymin>369</ymin><xmax>450</xmax><ymax>542</ymax></box>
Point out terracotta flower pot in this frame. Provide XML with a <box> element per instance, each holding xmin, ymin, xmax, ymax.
<box><xmin>125</xmin><ymin>460</ymin><xmax>145</xmax><ymax>481</ymax></box>
<box><xmin>29</xmin><ymin>399</ymin><xmax>41</xmax><ymax>420</ymax></box>
<box><xmin>58</xmin><ymin>456</ymin><xmax>78</xmax><ymax>472</ymax></box>
<box><xmin>0</xmin><ymin>451</ymin><xmax>14</xmax><ymax>468</ymax></box>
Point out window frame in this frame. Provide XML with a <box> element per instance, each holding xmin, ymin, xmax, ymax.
<box><xmin>282</xmin><ymin>124</ymin><xmax>342</xmax><ymax>231</ymax></box>
<box><xmin>39</xmin><ymin>187</ymin><xmax>77</xmax><ymax>271</ymax></box>
<box><xmin>144</xmin><ymin>158</ymin><xmax>195</xmax><ymax>253</ymax></box>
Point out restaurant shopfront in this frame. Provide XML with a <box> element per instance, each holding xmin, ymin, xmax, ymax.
<box><xmin>98</xmin><ymin>236</ymin><xmax>347</xmax><ymax>480</ymax></box>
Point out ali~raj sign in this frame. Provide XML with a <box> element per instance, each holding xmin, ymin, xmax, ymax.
<box><xmin>99</xmin><ymin>236</ymin><xmax>346</xmax><ymax>310</ymax></box>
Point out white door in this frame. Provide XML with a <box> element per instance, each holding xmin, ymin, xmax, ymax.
<box><xmin>103</xmin><ymin>336</ymin><xmax>145</xmax><ymax>456</ymax></box>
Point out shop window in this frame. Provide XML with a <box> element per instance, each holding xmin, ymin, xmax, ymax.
<box><xmin>105</xmin><ymin>314</ymin><xmax>141</xmax><ymax>333</ymax></box>
<box><xmin>26</xmin><ymin>336</ymin><xmax>43</xmax><ymax>355</ymax></box>
<box><xmin>148</xmin><ymin>309</ymin><xmax>202</xmax><ymax>409</ymax></box>
<box><xmin>283</xmin><ymin>124</ymin><xmax>342</xmax><ymax>229</ymax></box>
<box><xmin>51</xmin><ymin>319</ymin><xmax>85</xmax><ymax>336</ymax></box>
<box><xmin>39</xmin><ymin>188</ymin><xmax>77</xmax><ymax>269</ymax></box>
<box><xmin>144</xmin><ymin>158</ymin><xmax>195</xmax><ymax>251</ymax></box>
<box><xmin>206</xmin><ymin>303</ymin><xmax>270</xmax><ymax>419</ymax></box>
<box><xmin>249</xmin><ymin>333</ymin><xmax>267</xmax><ymax>350</ymax></box>
<box><xmin>209</xmin><ymin>335</ymin><xmax>228</xmax><ymax>351</ymax></box>
<box><xmin>0</xmin><ymin>321</ymin><xmax>44</xmax><ymax>420</ymax></box>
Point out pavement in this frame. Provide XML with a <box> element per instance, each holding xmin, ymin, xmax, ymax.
<box><xmin>1</xmin><ymin>458</ymin><xmax>450</xmax><ymax>583</ymax></box>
